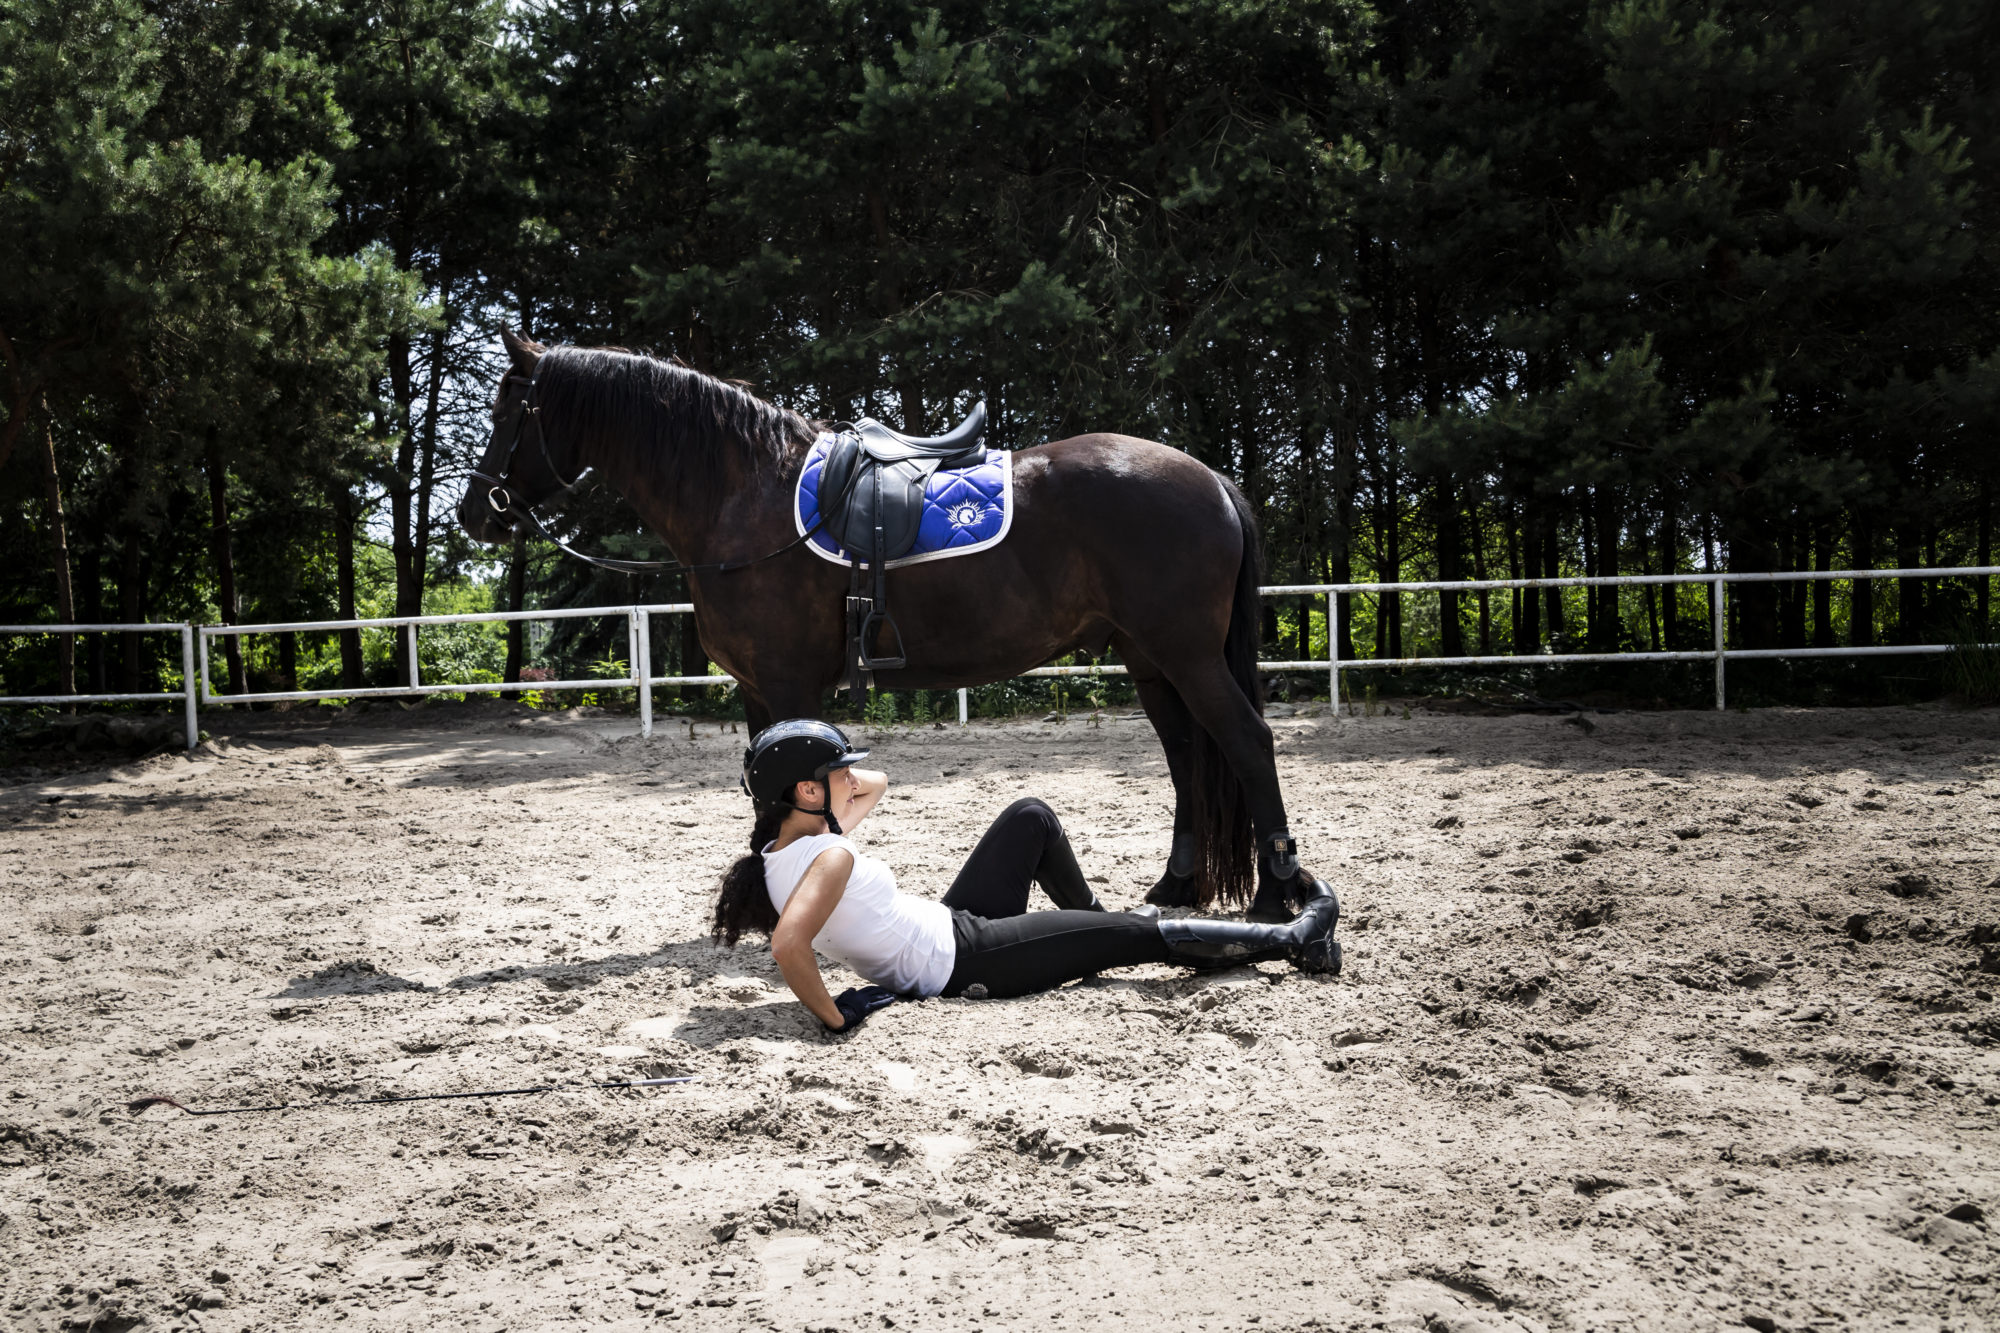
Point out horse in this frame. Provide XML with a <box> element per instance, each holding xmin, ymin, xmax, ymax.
<box><xmin>458</xmin><ymin>332</ymin><xmax>1315</xmax><ymax>920</ymax></box>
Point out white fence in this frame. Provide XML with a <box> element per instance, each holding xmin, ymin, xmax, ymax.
<box><xmin>2</xmin><ymin>566</ymin><xmax>1992</xmax><ymax>749</ymax></box>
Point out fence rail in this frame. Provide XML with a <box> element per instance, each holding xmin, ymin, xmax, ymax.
<box><xmin>2</xmin><ymin>566</ymin><xmax>1992</xmax><ymax>748</ymax></box>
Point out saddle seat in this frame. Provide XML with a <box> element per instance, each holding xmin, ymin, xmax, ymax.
<box><xmin>852</xmin><ymin>401</ymin><xmax>987</xmax><ymax>466</ymax></box>
<box><xmin>816</xmin><ymin>401</ymin><xmax>990</xmax><ymax>682</ymax></box>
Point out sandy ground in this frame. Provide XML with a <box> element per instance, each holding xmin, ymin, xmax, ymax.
<box><xmin>1</xmin><ymin>700</ymin><xmax>1997</xmax><ymax>1333</ymax></box>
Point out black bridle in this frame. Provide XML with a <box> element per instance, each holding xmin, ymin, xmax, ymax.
<box><xmin>470</xmin><ymin>360</ymin><xmax>852</xmax><ymax>577</ymax></box>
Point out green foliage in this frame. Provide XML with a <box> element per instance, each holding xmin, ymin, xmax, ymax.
<box><xmin>5</xmin><ymin>0</ymin><xmax>2000</xmax><ymax>719</ymax></box>
<box><xmin>863</xmin><ymin>690</ymin><xmax>898</xmax><ymax>728</ymax></box>
<box><xmin>1944</xmin><ymin>620</ymin><xmax>2000</xmax><ymax>706</ymax></box>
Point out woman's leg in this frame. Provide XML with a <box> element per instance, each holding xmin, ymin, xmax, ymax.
<box><xmin>942</xmin><ymin>910</ymin><xmax>1169</xmax><ymax>998</ymax></box>
<box><xmin>941</xmin><ymin>798</ymin><xmax>1101</xmax><ymax>918</ymax></box>
<box><xmin>941</xmin><ymin>882</ymin><xmax>1343</xmax><ymax>999</ymax></box>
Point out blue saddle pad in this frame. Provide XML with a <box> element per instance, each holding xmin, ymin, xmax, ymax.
<box><xmin>794</xmin><ymin>432</ymin><xmax>1014</xmax><ymax>569</ymax></box>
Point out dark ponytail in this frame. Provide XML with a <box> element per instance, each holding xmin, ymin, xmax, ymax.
<box><xmin>712</xmin><ymin>802</ymin><xmax>789</xmax><ymax>946</ymax></box>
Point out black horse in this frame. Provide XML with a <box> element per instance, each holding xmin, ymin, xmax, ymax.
<box><xmin>459</xmin><ymin>333</ymin><xmax>1315</xmax><ymax>919</ymax></box>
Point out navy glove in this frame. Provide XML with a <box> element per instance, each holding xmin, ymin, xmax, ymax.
<box><xmin>829</xmin><ymin>985</ymin><xmax>898</xmax><ymax>1032</ymax></box>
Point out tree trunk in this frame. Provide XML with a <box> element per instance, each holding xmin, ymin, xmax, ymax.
<box><xmin>1895</xmin><ymin>525</ymin><xmax>1924</xmax><ymax>644</ymax></box>
<box><xmin>1514</xmin><ymin>498</ymin><xmax>1541</xmax><ymax>653</ymax></box>
<box><xmin>1383</xmin><ymin>468</ymin><xmax>1402</xmax><ymax>659</ymax></box>
<box><xmin>1850</xmin><ymin>515</ymin><xmax>1875</xmax><ymax>647</ymax></box>
<box><xmin>1436</xmin><ymin>480</ymin><xmax>1464</xmax><ymax>657</ymax></box>
<box><xmin>118</xmin><ymin>529</ymin><xmax>144</xmax><ymax>691</ymax></box>
<box><xmin>332</xmin><ymin>486</ymin><xmax>364</xmax><ymax>688</ymax></box>
<box><xmin>1979</xmin><ymin>482</ymin><xmax>1992</xmax><ymax>633</ymax></box>
<box><xmin>1468</xmin><ymin>489</ymin><xmax>1490</xmax><ymax>653</ymax></box>
<box><xmin>1777</xmin><ymin>525</ymin><xmax>1805</xmax><ymax>649</ymax></box>
<box><xmin>81</xmin><ymin>548</ymin><xmax>106</xmax><ymax>692</ymax></box>
<box><xmin>205</xmin><ymin>440</ymin><xmax>246</xmax><ymax>694</ymax></box>
<box><xmin>1333</xmin><ymin>434</ymin><xmax>1355</xmax><ymax>662</ymax></box>
<box><xmin>1579</xmin><ymin>499</ymin><xmax>1598</xmax><ymax>645</ymax></box>
<box><xmin>1590</xmin><ymin>486</ymin><xmax>1620</xmax><ymax>651</ymax></box>
<box><xmin>1812</xmin><ymin>525</ymin><xmax>1835</xmax><ymax>648</ymax></box>
<box><xmin>33</xmin><ymin>400</ymin><xmax>75</xmax><ymax>697</ymax></box>
<box><xmin>278</xmin><ymin>633</ymin><xmax>298</xmax><ymax>689</ymax></box>
<box><xmin>504</xmin><ymin>529</ymin><xmax>528</xmax><ymax>698</ymax></box>
<box><xmin>1729</xmin><ymin>515</ymin><xmax>1780</xmax><ymax>651</ymax></box>
<box><xmin>1660</xmin><ymin>504</ymin><xmax>1680</xmax><ymax>650</ymax></box>
<box><xmin>410</xmin><ymin>320</ymin><xmax>448</xmax><ymax>619</ymax></box>
<box><xmin>1542</xmin><ymin>511</ymin><xmax>1564</xmax><ymax>641</ymax></box>
<box><xmin>387</xmin><ymin>329</ymin><xmax>419</xmax><ymax>682</ymax></box>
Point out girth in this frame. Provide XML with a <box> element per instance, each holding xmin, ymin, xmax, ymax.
<box><xmin>819</xmin><ymin>402</ymin><xmax>988</xmax><ymax>702</ymax></box>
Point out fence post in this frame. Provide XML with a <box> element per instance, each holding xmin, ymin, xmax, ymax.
<box><xmin>405</xmin><ymin>623</ymin><xmax>420</xmax><ymax>692</ymax></box>
<box><xmin>634</xmin><ymin>608</ymin><xmax>652</xmax><ymax>740</ymax></box>
<box><xmin>197</xmin><ymin>628</ymin><xmax>214</xmax><ymax>704</ymax></box>
<box><xmin>1712</xmin><ymin>578</ymin><xmax>1726</xmax><ymax>711</ymax></box>
<box><xmin>958</xmin><ymin>687</ymin><xmax>969</xmax><ymax>726</ymax></box>
<box><xmin>180</xmin><ymin>625</ymin><xmax>199</xmax><ymax>749</ymax></box>
<box><xmin>1327</xmin><ymin>590</ymin><xmax>1341</xmax><ymax>718</ymax></box>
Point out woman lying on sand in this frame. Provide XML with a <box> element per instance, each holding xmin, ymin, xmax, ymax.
<box><xmin>712</xmin><ymin>720</ymin><xmax>1341</xmax><ymax>1032</ymax></box>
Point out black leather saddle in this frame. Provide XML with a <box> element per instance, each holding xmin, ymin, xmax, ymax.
<box><xmin>818</xmin><ymin>402</ymin><xmax>987</xmax><ymax>696</ymax></box>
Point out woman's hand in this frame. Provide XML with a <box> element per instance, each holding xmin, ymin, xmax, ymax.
<box><xmin>830</xmin><ymin>986</ymin><xmax>898</xmax><ymax>1032</ymax></box>
<box><xmin>770</xmin><ymin>846</ymin><xmax>853</xmax><ymax>1029</ymax></box>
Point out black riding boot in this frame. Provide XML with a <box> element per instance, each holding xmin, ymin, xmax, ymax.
<box><xmin>1036</xmin><ymin>830</ymin><xmax>1106</xmax><ymax>912</ymax></box>
<box><xmin>1144</xmin><ymin>830</ymin><xmax>1199</xmax><ymax>908</ymax></box>
<box><xmin>1247</xmin><ymin>829</ymin><xmax>1308</xmax><ymax>923</ymax></box>
<box><xmin>1158</xmin><ymin>880</ymin><xmax>1341</xmax><ymax>974</ymax></box>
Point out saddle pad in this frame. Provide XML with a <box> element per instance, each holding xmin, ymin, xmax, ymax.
<box><xmin>794</xmin><ymin>432</ymin><xmax>1013</xmax><ymax>569</ymax></box>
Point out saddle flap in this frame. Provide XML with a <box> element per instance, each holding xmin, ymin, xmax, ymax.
<box><xmin>819</xmin><ymin>436</ymin><xmax>929</xmax><ymax>564</ymax></box>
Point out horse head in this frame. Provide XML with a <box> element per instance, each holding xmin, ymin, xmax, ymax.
<box><xmin>459</xmin><ymin>330</ymin><xmax>582</xmax><ymax>545</ymax></box>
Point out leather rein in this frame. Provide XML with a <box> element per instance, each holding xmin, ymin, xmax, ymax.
<box><xmin>469</xmin><ymin>364</ymin><xmax>852</xmax><ymax>578</ymax></box>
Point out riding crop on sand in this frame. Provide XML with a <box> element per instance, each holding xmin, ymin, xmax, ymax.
<box><xmin>127</xmin><ymin>1077</ymin><xmax>697</xmax><ymax>1117</ymax></box>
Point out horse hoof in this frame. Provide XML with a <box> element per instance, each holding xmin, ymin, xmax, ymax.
<box><xmin>1246</xmin><ymin>881</ymin><xmax>1297</xmax><ymax>923</ymax></box>
<box><xmin>1144</xmin><ymin>870</ymin><xmax>1198</xmax><ymax>908</ymax></box>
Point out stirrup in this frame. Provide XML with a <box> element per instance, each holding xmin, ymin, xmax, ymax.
<box><xmin>857</xmin><ymin>607</ymin><xmax>907</xmax><ymax>672</ymax></box>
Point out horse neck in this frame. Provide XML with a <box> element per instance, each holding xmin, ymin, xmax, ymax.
<box><xmin>570</xmin><ymin>402</ymin><xmax>799</xmax><ymax>566</ymax></box>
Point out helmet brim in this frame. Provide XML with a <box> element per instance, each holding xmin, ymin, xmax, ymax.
<box><xmin>815</xmin><ymin>750</ymin><xmax>869</xmax><ymax>778</ymax></box>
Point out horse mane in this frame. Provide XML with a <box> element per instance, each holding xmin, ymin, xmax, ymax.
<box><xmin>528</xmin><ymin>344</ymin><xmax>822</xmax><ymax>493</ymax></box>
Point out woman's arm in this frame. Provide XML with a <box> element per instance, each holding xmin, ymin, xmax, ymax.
<box><xmin>770</xmin><ymin>846</ymin><xmax>854</xmax><ymax>1029</ymax></box>
<box><xmin>831</xmin><ymin>767</ymin><xmax>888</xmax><ymax>834</ymax></box>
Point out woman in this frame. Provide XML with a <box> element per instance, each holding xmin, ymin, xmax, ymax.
<box><xmin>713</xmin><ymin>719</ymin><xmax>1340</xmax><ymax>1031</ymax></box>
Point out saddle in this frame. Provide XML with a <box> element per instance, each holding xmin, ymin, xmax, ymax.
<box><xmin>818</xmin><ymin>401</ymin><xmax>988</xmax><ymax>699</ymax></box>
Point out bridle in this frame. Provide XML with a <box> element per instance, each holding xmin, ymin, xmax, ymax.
<box><xmin>470</xmin><ymin>357</ymin><xmax>856</xmax><ymax>577</ymax></box>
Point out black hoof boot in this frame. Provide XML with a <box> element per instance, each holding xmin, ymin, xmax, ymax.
<box><xmin>1246</xmin><ymin>880</ymin><xmax>1297</xmax><ymax>923</ymax></box>
<box><xmin>1248</xmin><ymin>829</ymin><xmax>1305</xmax><ymax>922</ymax></box>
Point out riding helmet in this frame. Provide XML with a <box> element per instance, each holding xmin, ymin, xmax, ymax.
<box><xmin>741</xmin><ymin>719</ymin><xmax>869</xmax><ymax>804</ymax></box>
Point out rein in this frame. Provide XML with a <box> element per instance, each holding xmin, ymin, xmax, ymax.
<box><xmin>471</xmin><ymin>362</ymin><xmax>855</xmax><ymax>577</ymax></box>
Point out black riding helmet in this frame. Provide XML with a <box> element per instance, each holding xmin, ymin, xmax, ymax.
<box><xmin>741</xmin><ymin>719</ymin><xmax>870</xmax><ymax>834</ymax></box>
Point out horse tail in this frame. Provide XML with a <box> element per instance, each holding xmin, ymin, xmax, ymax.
<box><xmin>1189</xmin><ymin>472</ymin><xmax>1263</xmax><ymax>908</ymax></box>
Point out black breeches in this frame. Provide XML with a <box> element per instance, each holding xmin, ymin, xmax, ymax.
<box><xmin>938</xmin><ymin>798</ymin><xmax>1168</xmax><ymax>998</ymax></box>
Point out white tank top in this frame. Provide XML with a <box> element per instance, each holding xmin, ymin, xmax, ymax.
<box><xmin>762</xmin><ymin>833</ymin><xmax>957</xmax><ymax>998</ymax></box>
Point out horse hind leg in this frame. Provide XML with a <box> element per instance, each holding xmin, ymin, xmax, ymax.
<box><xmin>1161</xmin><ymin>657</ymin><xmax>1303</xmax><ymax>918</ymax></box>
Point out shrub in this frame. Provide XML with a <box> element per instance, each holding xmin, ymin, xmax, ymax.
<box><xmin>1944</xmin><ymin>619</ymin><xmax>2000</xmax><ymax>705</ymax></box>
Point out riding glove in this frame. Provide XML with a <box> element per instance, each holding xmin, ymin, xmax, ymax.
<box><xmin>829</xmin><ymin>985</ymin><xmax>899</xmax><ymax>1032</ymax></box>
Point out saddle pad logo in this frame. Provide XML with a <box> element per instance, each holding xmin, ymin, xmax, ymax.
<box><xmin>795</xmin><ymin>434</ymin><xmax>1014</xmax><ymax>569</ymax></box>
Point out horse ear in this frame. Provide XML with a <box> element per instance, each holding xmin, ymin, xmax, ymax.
<box><xmin>501</xmin><ymin>329</ymin><xmax>543</xmax><ymax>377</ymax></box>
